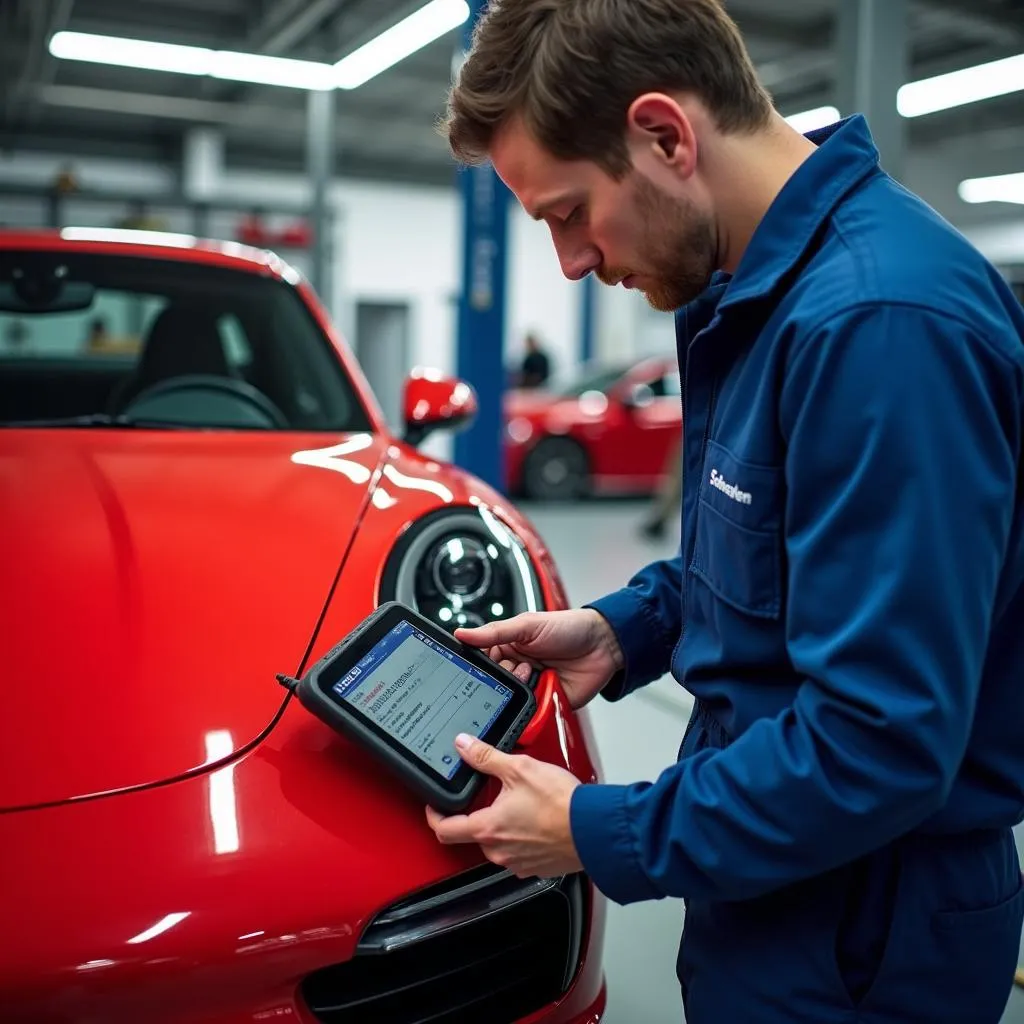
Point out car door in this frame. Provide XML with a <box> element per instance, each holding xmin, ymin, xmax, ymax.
<box><xmin>601</xmin><ymin>362</ymin><xmax>682</xmax><ymax>487</ymax></box>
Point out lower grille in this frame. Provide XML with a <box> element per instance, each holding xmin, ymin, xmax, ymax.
<box><xmin>301</xmin><ymin>867</ymin><xmax>586</xmax><ymax>1024</ymax></box>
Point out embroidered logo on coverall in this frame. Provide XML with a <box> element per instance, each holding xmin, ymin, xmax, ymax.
<box><xmin>709</xmin><ymin>468</ymin><xmax>753</xmax><ymax>506</ymax></box>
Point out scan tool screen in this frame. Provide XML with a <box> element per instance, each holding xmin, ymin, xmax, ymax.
<box><xmin>331</xmin><ymin>620</ymin><xmax>514</xmax><ymax>780</ymax></box>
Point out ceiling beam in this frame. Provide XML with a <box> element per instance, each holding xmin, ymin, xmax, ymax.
<box><xmin>328</xmin><ymin>0</ymin><xmax>434</xmax><ymax>59</ymax></box>
<box><xmin>129</xmin><ymin>0</ymin><xmax>246</xmax><ymax>15</ymax></box>
<box><xmin>194</xmin><ymin>0</ymin><xmax>345</xmax><ymax>103</ymax></box>
<box><xmin>914</xmin><ymin>0</ymin><xmax>1024</xmax><ymax>43</ymax></box>
<box><xmin>33</xmin><ymin>83</ymin><xmax>436</xmax><ymax>136</ymax></box>
<box><xmin>6</xmin><ymin>0</ymin><xmax>75</xmax><ymax>127</ymax></box>
<box><xmin>245</xmin><ymin>0</ymin><xmax>343</xmax><ymax>54</ymax></box>
<box><xmin>0</xmin><ymin>126</ymin><xmax>455</xmax><ymax>193</ymax></box>
<box><xmin>727</xmin><ymin>6</ymin><xmax>833</xmax><ymax>49</ymax></box>
<box><xmin>66</xmin><ymin>13</ymin><xmax>233</xmax><ymax>47</ymax></box>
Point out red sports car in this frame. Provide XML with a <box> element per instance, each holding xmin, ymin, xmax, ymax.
<box><xmin>504</xmin><ymin>357</ymin><xmax>682</xmax><ymax>500</ymax></box>
<box><xmin>0</xmin><ymin>229</ymin><xmax>607</xmax><ymax>1024</ymax></box>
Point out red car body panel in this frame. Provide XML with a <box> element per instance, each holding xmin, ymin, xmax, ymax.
<box><xmin>504</xmin><ymin>356</ymin><xmax>681</xmax><ymax>496</ymax></box>
<box><xmin>0</xmin><ymin>429</ymin><xmax>387</xmax><ymax>810</ymax></box>
<box><xmin>0</xmin><ymin>664</ymin><xmax>606</xmax><ymax>1024</ymax></box>
<box><xmin>0</xmin><ymin>231</ymin><xmax>607</xmax><ymax>1023</ymax></box>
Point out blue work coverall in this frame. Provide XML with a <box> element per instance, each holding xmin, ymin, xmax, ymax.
<box><xmin>570</xmin><ymin>115</ymin><xmax>1024</xmax><ymax>1022</ymax></box>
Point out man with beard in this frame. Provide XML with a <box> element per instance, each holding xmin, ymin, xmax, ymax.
<box><xmin>425</xmin><ymin>1</ymin><xmax>1024</xmax><ymax>1022</ymax></box>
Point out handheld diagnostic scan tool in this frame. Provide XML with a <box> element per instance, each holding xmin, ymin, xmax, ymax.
<box><xmin>278</xmin><ymin>602</ymin><xmax>538</xmax><ymax>814</ymax></box>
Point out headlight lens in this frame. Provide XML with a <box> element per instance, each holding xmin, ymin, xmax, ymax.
<box><xmin>380</xmin><ymin>506</ymin><xmax>545</xmax><ymax>633</ymax></box>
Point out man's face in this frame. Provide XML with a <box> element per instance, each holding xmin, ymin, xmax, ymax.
<box><xmin>491</xmin><ymin>117</ymin><xmax>717</xmax><ymax>313</ymax></box>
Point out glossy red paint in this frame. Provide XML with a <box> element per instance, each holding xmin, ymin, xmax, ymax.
<box><xmin>0</xmin><ymin>230</ymin><xmax>607</xmax><ymax>1023</ymax></box>
<box><xmin>0</xmin><ymin>429</ymin><xmax>389</xmax><ymax>810</ymax></box>
<box><xmin>402</xmin><ymin>368</ymin><xmax>479</xmax><ymax>438</ymax></box>
<box><xmin>504</xmin><ymin>355</ymin><xmax>682</xmax><ymax>498</ymax></box>
<box><xmin>0</xmin><ymin>665</ymin><xmax>606</xmax><ymax>1023</ymax></box>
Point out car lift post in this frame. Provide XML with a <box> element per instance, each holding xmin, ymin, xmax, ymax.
<box><xmin>307</xmin><ymin>86</ymin><xmax>335</xmax><ymax>314</ymax></box>
<box><xmin>835</xmin><ymin>0</ymin><xmax>907</xmax><ymax>182</ymax></box>
<box><xmin>580</xmin><ymin>273</ymin><xmax>596</xmax><ymax>367</ymax></box>
<box><xmin>452</xmin><ymin>0</ymin><xmax>512</xmax><ymax>493</ymax></box>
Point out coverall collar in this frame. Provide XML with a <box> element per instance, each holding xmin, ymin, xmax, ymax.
<box><xmin>716</xmin><ymin>114</ymin><xmax>882</xmax><ymax>313</ymax></box>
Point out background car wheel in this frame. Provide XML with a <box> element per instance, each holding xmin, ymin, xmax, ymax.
<box><xmin>522</xmin><ymin>437</ymin><xmax>590</xmax><ymax>501</ymax></box>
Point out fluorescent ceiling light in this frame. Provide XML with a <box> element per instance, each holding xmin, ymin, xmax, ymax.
<box><xmin>785</xmin><ymin>106</ymin><xmax>841</xmax><ymax>133</ymax></box>
<box><xmin>334</xmin><ymin>0</ymin><xmax>470</xmax><ymax>89</ymax></box>
<box><xmin>211</xmin><ymin>51</ymin><xmax>335</xmax><ymax>90</ymax></box>
<box><xmin>50</xmin><ymin>32</ymin><xmax>210</xmax><ymax>75</ymax></box>
<box><xmin>958</xmin><ymin>172</ymin><xmax>1024</xmax><ymax>206</ymax></box>
<box><xmin>784</xmin><ymin>53</ymin><xmax>1024</xmax><ymax>129</ymax></box>
<box><xmin>898</xmin><ymin>53</ymin><xmax>1024</xmax><ymax>117</ymax></box>
<box><xmin>49</xmin><ymin>31</ymin><xmax>334</xmax><ymax>90</ymax></box>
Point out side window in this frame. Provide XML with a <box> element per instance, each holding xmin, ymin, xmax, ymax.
<box><xmin>645</xmin><ymin>372</ymin><xmax>680</xmax><ymax>398</ymax></box>
<box><xmin>646</xmin><ymin>375</ymin><xmax>668</xmax><ymax>398</ymax></box>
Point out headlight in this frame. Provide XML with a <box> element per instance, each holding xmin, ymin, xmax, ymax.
<box><xmin>380</xmin><ymin>506</ymin><xmax>545</xmax><ymax>633</ymax></box>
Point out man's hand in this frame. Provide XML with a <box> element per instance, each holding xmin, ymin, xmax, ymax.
<box><xmin>455</xmin><ymin>608</ymin><xmax>625</xmax><ymax>711</ymax></box>
<box><xmin>425</xmin><ymin>733</ymin><xmax>584</xmax><ymax>879</ymax></box>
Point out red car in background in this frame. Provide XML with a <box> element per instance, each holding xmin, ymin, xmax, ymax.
<box><xmin>504</xmin><ymin>356</ymin><xmax>682</xmax><ymax>500</ymax></box>
<box><xmin>0</xmin><ymin>229</ymin><xmax>606</xmax><ymax>1024</ymax></box>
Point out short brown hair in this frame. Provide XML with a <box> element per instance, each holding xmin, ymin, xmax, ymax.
<box><xmin>442</xmin><ymin>0</ymin><xmax>774</xmax><ymax>178</ymax></box>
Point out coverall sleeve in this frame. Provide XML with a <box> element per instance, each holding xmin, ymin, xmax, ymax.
<box><xmin>585</xmin><ymin>554</ymin><xmax>684</xmax><ymax>701</ymax></box>
<box><xmin>570</xmin><ymin>303</ymin><xmax>1022</xmax><ymax>905</ymax></box>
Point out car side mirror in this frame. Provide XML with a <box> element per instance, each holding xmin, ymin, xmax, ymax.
<box><xmin>402</xmin><ymin>369</ymin><xmax>478</xmax><ymax>447</ymax></box>
<box><xmin>622</xmin><ymin>382</ymin><xmax>656</xmax><ymax>410</ymax></box>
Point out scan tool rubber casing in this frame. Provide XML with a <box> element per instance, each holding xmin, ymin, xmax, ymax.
<box><xmin>287</xmin><ymin>602</ymin><xmax>538</xmax><ymax>814</ymax></box>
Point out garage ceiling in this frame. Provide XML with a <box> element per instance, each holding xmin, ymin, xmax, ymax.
<box><xmin>0</xmin><ymin>0</ymin><xmax>1022</xmax><ymax>211</ymax></box>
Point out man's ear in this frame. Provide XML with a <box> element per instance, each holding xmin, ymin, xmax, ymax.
<box><xmin>625</xmin><ymin>93</ymin><xmax>697</xmax><ymax>177</ymax></box>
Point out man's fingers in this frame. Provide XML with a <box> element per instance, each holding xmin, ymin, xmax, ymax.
<box><xmin>454</xmin><ymin>733</ymin><xmax>518</xmax><ymax>780</ymax></box>
<box><xmin>426</xmin><ymin>804</ymin><xmax>490</xmax><ymax>844</ymax></box>
<box><xmin>455</xmin><ymin>614</ymin><xmax>536</xmax><ymax>651</ymax></box>
<box><xmin>453</xmin><ymin>623</ymin><xmax>502</xmax><ymax>649</ymax></box>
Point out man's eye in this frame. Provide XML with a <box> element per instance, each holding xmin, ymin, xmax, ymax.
<box><xmin>565</xmin><ymin>206</ymin><xmax>584</xmax><ymax>226</ymax></box>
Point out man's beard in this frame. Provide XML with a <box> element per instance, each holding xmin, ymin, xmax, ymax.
<box><xmin>597</xmin><ymin>173</ymin><xmax>717</xmax><ymax>313</ymax></box>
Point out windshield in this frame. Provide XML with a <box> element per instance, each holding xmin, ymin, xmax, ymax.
<box><xmin>559</xmin><ymin>365</ymin><xmax>629</xmax><ymax>399</ymax></box>
<box><xmin>0</xmin><ymin>249</ymin><xmax>372</xmax><ymax>432</ymax></box>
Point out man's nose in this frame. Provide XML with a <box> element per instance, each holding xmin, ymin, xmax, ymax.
<box><xmin>556</xmin><ymin>244</ymin><xmax>600</xmax><ymax>282</ymax></box>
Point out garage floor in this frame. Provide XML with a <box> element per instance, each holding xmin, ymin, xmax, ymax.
<box><xmin>522</xmin><ymin>499</ymin><xmax>1024</xmax><ymax>1024</ymax></box>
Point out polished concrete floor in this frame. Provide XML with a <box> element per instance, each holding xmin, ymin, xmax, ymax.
<box><xmin>521</xmin><ymin>498</ymin><xmax>1024</xmax><ymax>1023</ymax></box>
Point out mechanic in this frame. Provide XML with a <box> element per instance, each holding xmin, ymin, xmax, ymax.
<box><xmin>424</xmin><ymin>1</ymin><xmax>1024</xmax><ymax>1022</ymax></box>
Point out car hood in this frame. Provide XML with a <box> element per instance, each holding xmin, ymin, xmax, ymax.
<box><xmin>0</xmin><ymin>429</ymin><xmax>388</xmax><ymax>811</ymax></box>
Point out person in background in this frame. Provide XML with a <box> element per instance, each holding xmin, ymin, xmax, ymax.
<box><xmin>517</xmin><ymin>331</ymin><xmax>552</xmax><ymax>388</ymax></box>
<box><xmin>638</xmin><ymin>433</ymin><xmax>682</xmax><ymax>541</ymax></box>
<box><xmin>425</xmin><ymin>1</ymin><xmax>1024</xmax><ymax>1022</ymax></box>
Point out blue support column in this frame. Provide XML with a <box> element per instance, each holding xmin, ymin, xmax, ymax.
<box><xmin>580</xmin><ymin>274</ymin><xmax>596</xmax><ymax>366</ymax></box>
<box><xmin>453</xmin><ymin>0</ymin><xmax>512</xmax><ymax>492</ymax></box>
